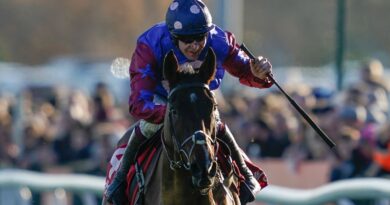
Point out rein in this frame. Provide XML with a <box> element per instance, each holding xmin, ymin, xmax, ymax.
<box><xmin>162</xmin><ymin>82</ymin><xmax>218</xmax><ymax>171</ymax></box>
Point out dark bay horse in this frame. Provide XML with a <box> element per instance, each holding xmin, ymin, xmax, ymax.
<box><xmin>141</xmin><ymin>48</ymin><xmax>240</xmax><ymax>205</ymax></box>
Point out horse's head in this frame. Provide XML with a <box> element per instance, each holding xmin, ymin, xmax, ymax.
<box><xmin>163</xmin><ymin>48</ymin><xmax>218</xmax><ymax>193</ymax></box>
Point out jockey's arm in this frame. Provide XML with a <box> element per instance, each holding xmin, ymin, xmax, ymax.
<box><xmin>128</xmin><ymin>42</ymin><xmax>166</xmax><ymax>124</ymax></box>
<box><xmin>222</xmin><ymin>32</ymin><xmax>273</xmax><ymax>89</ymax></box>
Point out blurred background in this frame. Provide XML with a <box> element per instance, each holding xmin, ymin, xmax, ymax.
<box><xmin>0</xmin><ymin>0</ymin><xmax>390</xmax><ymax>205</ymax></box>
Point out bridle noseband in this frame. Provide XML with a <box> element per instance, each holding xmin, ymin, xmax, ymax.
<box><xmin>162</xmin><ymin>83</ymin><xmax>218</xmax><ymax>171</ymax></box>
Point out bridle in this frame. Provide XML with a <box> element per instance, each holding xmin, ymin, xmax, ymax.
<box><xmin>162</xmin><ymin>82</ymin><xmax>218</xmax><ymax>171</ymax></box>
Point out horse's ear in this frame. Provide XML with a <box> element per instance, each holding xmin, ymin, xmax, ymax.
<box><xmin>163</xmin><ymin>50</ymin><xmax>179</xmax><ymax>86</ymax></box>
<box><xmin>199</xmin><ymin>47</ymin><xmax>216</xmax><ymax>84</ymax></box>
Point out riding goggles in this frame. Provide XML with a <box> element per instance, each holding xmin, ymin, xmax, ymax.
<box><xmin>173</xmin><ymin>33</ymin><xmax>208</xmax><ymax>44</ymax></box>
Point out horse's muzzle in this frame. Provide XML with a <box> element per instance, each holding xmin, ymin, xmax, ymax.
<box><xmin>191</xmin><ymin>160</ymin><xmax>217</xmax><ymax>193</ymax></box>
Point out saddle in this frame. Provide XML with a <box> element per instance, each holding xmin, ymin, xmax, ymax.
<box><xmin>126</xmin><ymin>130</ymin><xmax>163</xmax><ymax>205</ymax></box>
<box><xmin>117</xmin><ymin>129</ymin><xmax>268</xmax><ymax>205</ymax></box>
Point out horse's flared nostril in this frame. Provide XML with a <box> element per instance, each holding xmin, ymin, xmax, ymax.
<box><xmin>208</xmin><ymin>161</ymin><xmax>217</xmax><ymax>177</ymax></box>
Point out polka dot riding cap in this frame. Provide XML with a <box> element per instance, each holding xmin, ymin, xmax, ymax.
<box><xmin>166</xmin><ymin>0</ymin><xmax>214</xmax><ymax>36</ymax></box>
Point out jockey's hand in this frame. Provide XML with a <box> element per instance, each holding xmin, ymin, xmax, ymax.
<box><xmin>250</xmin><ymin>56</ymin><xmax>272</xmax><ymax>80</ymax></box>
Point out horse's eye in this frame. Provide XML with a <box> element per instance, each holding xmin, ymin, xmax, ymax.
<box><xmin>213</xmin><ymin>104</ymin><xmax>218</xmax><ymax>111</ymax></box>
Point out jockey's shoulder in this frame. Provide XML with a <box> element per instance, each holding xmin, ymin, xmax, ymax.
<box><xmin>137</xmin><ymin>22</ymin><xmax>171</xmax><ymax>44</ymax></box>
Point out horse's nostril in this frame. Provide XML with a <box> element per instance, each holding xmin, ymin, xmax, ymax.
<box><xmin>208</xmin><ymin>161</ymin><xmax>217</xmax><ymax>177</ymax></box>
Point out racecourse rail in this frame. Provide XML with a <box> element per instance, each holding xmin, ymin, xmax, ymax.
<box><xmin>1</xmin><ymin>169</ymin><xmax>390</xmax><ymax>204</ymax></box>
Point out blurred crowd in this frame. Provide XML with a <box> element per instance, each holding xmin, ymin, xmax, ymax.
<box><xmin>0</xmin><ymin>82</ymin><xmax>134</xmax><ymax>204</ymax></box>
<box><xmin>231</xmin><ymin>58</ymin><xmax>390</xmax><ymax>181</ymax></box>
<box><xmin>0</xmin><ymin>59</ymin><xmax>390</xmax><ymax>204</ymax></box>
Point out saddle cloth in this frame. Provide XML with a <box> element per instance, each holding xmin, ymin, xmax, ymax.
<box><xmin>105</xmin><ymin>131</ymin><xmax>268</xmax><ymax>205</ymax></box>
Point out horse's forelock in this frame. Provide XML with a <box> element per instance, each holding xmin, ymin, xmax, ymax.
<box><xmin>179</xmin><ymin>63</ymin><xmax>196</xmax><ymax>74</ymax></box>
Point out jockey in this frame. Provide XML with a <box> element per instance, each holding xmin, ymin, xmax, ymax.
<box><xmin>105</xmin><ymin>0</ymin><xmax>273</xmax><ymax>204</ymax></box>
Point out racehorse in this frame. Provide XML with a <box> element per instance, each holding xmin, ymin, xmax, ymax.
<box><xmin>140</xmin><ymin>48</ymin><xmax>241</xmax><ymax>205</ymax></box>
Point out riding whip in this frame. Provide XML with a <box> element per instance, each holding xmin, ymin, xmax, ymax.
<box><xmin>240</xmin><ymin>44</ymin><xmax>336</xmax><ymax>149</ymax></box>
